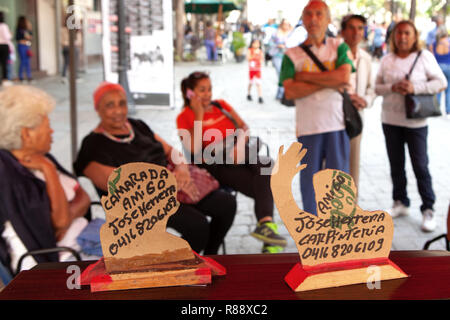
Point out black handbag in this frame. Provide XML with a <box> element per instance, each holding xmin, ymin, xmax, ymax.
<box><xmin>300</xmin><ymin>44</ymin><xmax>362</xmax><ymax>139</ymax></box>
<box><xmin>404</xmin><ymin>51</ymin><xmax>442</xmax><ymax>119</ymax></box>
<box><xmin>341</xmin><ymin>89</ymin><xmax>363</xmax><ymax>139</ymax></box>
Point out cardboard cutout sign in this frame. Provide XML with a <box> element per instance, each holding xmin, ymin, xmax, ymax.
<box><xmin>271</xmin><ymin>142</ymin><xmax>407</xmax><ymax>291</ymax></box>
<box><xmin>80</xmin><ymin>163</ymin><xmax>225</xmax><ymax>292</ymax></box>
<box><xmin>100</xmin><ymin>162</ymin><xmax>194</xmax><ymax>273</ymax></box>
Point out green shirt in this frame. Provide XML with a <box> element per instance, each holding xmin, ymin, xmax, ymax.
<box><xmin>279</xmin><ymin>41</ymin><xmax>355</xmax><ymax>86</ymax></box>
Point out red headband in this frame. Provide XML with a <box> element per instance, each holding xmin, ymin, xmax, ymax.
<box><xmin>93</xmin><ymin>82</ymin><xmax>126</xmax><ymax>110</ymax></box>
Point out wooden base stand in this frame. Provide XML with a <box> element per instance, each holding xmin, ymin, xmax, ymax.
<box><xmin>80</xmin><ymin>251</ymin><xmax>226</xmax><ymax>292</ymax></box>
<box><xmin>285</xmin><ymin>258</ymin><xmax>408</xmax><ymax>292</ymax></box>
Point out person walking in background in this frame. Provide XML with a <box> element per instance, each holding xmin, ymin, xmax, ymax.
<box><xmin>269</xmin><ymin>19</ymin><xmax>292</xmax><ymax>100</ymax></box>
<box><xmin>375</xmin><ymin>20</ymin><xmax>447</xmax><ymax>232</ymax></box>
<box><xmin>60</xmin><ymin>15</ymin><xmax>82</xmax><ymax>83</ymax></box>
<box><xmin>247</xmin><ymin>39</ymin><xmax>264</xmax><ymax>104</ymax></box>
<box><xmin>426</xmin><ymin>16</ymin><xmax>446</xmax><ymax>52</ymax></box>
<box><xmin>340</xmin><ymin>14</ymin><xmax>375</xmax><ymax>191</ymax></box>
<box><xmin>433</xmin><ymin>31</ymin><xmax>450</xmax><ymax>116</ymax></box>
<box><xmin>372</xmin><ymin>22</ymin><xmax>386</xmax><ymax>59</ymax></box>
<box><xmin>0</xmin><ymin>11</ymin><xmax>13</xmax><ymax>86</ymax></box>
<box><xmin>280</xmin><ymin>0</ymin><xmax>355</xmax><ymax>216</ymax></box>
<box><xmin>15</xmin><ymin>16</ymin><xmax>33</xmax><ymax>83</ymax></box>
<box><xmin>262</xmin><ymin>18</ymin><xmax>277</xmax><ymax>65</ymax></box>
<box><xmin>204</xmin><ymin>21</ymin><xmax>217</xmax><ymax>62</ymax></box>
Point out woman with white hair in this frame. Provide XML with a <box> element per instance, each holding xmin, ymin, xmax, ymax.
<box><xmin>0</xmin><ymin>85</ymin><xmax>91</xmax><ymax>275</ymax></box>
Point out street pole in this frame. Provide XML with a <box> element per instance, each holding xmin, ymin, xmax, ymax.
<box><xmin>117</xmin><ymin>0</ymin><xmax>135</xmax><ymax>114</ymax></box>
<box><xmin>409</xmin><ymin>0</ymin><xmax>416</xmax><ymax>22</ymax></box>
<box><xmin>68</xmin><ymin>0</ymin><xmax>77</xmax><ymax>168</ymax></box>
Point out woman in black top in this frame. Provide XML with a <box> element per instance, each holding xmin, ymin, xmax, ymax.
<box><xmin>73</xmin><ymin>82</ymin><xmax>236</xmax><ymax>255</ymax></box>
<box><xmin>15</xmin><ymin>16</ymin><xmax>32</xmax><ymax>82</ymax></box>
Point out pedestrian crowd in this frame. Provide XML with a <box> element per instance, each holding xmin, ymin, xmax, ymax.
<box><xmin>0</xmin><ymin>0</ymin><xmax>449</xmax><ymax>289</ymax></box>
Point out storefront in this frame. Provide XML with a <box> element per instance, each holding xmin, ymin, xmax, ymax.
<box><xmin>0</xmin><ymin>0</ymin><xmax>102</xmax><ymax>79</ymax></box>
<box><xmin>0</xmin><ymin>0</ymin><xmax>40</xmax><ymax>78</ymax></box>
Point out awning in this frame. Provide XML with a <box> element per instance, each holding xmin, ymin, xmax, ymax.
<box><xmin>185</xmin><ymin>0</ymin><xmax>240</xmax><ymax>14</ymax></box>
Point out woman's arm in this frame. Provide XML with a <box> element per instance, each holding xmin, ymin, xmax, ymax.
<box><xmin>412</xmin><ymin>51</ymin><xmax>448</xmax><ymax>95</ymax></box>
<box><xmin>82</xmin><ymin>161</ymin><xmax>115</xmax><ymax>193</ymax></box>
<box><xmin>154</xmin><ymin>133</ymin><xmax>200</xmax><ymax>201</ymax></box>
<box><xmin>227</xmin><ymin>106</ymin><xmax>249</xmax><ymax>133</ymax></box>
<box><xmin>18</xmin><ymin>155</ymin><xmax>71</xmax><ymax>239</ymax></box>
<box><xmin>374</xmin><ymin>62</ymin><xmax>394</xmax><ymax>96</ymax></box>
<box><xmin>154</xmin><ymin>133</ymin><xmax>188</xmax><ymax>166</ymax></box>
<box><xmin>68</xmin><ymin>186</ymin><xmax>91</xmax><ymax>221</ymax></box>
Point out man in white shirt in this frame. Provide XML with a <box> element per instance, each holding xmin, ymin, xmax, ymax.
<box><xmin>340</xmin><ymin>14</ymin><xmax>375</xmax><ymax>191</ymax></box>
<box><xmin>280</xmin><ymin>0</ymin><xmax>354</xmax><ymax>215</ymax></box>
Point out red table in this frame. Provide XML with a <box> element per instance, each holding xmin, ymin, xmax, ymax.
<box><xmin>1</xmin><ymin>250</ymin><xmax>450</xmax><ymax>300</ymax></box>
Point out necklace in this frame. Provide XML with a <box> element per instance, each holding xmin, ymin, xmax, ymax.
<box><xmin>98</xmin><ymin>121</ymin><xmax>135</xmax><ymax>143</ymax></box>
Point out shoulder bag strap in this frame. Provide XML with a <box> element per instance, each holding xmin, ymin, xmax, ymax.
<box><xmin>210</xmin><ymin>100</ymin><xmax>238</xmax><ymax>128</ymax></box>
<box><xmin>406</xmin><ymin>50</ymin><xmax>423</xmax><ymax>80</ymax></box>
<box><xmin>300</xmin><ymin>43</ymin><xmax>328</xmax><ymax>72</ymax></box>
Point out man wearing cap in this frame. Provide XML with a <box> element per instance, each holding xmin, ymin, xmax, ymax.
<box><xmin>279</xmin><ymin>0</ymin><xmax>354</xmax><ymax>215</ymax></box>
<box><xmin>340</xmin><ymin>14</ymin><xmax>374</xmax><ymax>192</ymax></box>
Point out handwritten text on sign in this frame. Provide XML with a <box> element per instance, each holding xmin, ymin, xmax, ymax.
<box><xmin>293</xmin><ymin>170</ymin><xmax>391</xmax><ymax>266</ymax></box>
<box><xmin>102</xmin><ymin>166</ymin><xmax>178</xmax><ymax>257</ymax></box>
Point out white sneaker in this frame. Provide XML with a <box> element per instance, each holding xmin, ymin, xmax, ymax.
<box><xmin>2</xmin><ymin>80</ymin><xmax>13</xmax><ymax>87</ymax></box>
<box><xmin>421</xmin><ymin>209</ymin><xmax>436</xmax><ymax>232</ymax></box>
<box><xmin>387</xmin><ymin>200</ymin><xmax>409</xmax><ymax>218</ymax></box>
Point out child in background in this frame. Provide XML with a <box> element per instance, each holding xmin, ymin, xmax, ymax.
<box><xmin>247</xmin><ymin>39</ymin><xmax>264</xmax><ymax>104</ymax></box>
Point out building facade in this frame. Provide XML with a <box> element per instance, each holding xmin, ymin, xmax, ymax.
<box><xmin>0</xmin><ymin>0</ymin><xmax>101</xmax><ymax>79</ymax></box>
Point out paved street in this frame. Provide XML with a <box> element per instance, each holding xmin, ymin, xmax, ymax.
<box><xmin>34</xmin><ymin>56</ymin><xmax>450</xmax><ymax>255</ymax></box>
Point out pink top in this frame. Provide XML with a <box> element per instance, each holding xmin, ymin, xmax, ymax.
<box><xmin>0</xmin><ymin>23</ymin><xmax>12</xmax><ymax>45</ymax></box>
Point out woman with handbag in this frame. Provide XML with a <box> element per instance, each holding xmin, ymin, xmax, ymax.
<box><xmin>15</xmin><ymin>16</ymin><xmax>33</xmax><ymax>83</ymax></box>
<box><xmin>73</xmin><ymin>82</ymin><xmax>237</xmax><ymax>255</ymax></box>
<box><xmin>176</xmin><ymin>72</ymin><xmax>287</xmax><ymax>253</ymax></box>
<box><xmin>375</xmin><ymin>20</ymin><xmax>447</xmax><ymax>232</ymax></box>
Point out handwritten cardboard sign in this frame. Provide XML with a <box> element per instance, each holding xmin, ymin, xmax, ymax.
<box><xmin>100</xmin><ymin>162</ymin><xmax>194</xmax><ymax>273</ymax></box>
<box><xmin>271</xmin><ymin>142</ymin><xmax>407</xmax><ymax>291</ymax></box>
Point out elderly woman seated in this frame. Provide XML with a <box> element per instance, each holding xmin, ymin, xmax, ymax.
<box><xmin>73</xmin><ymin>82</ymin><xmax>237</xmax><ymax>255</ymax></box>
<box><xmin>0</xmin><ymin>85</ymin><xmax>91</xmax><ymax>274</ymax></box>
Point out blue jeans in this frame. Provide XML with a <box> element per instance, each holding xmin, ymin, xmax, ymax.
<box><xmin>297</xmin><ymin>130</ymin><xmax>350</xmax><ymax>215</ymax></box>
<box><xmin>382</xmin><ymin>124</ymin><xmax>435</xmax><ymax>212</ymax></box>
<box><xmin>17</xmin><ymin>43</ymin><xmax>31</xmax><ymax>80</ymax></box>
<box><xmin>204</xmin><ymin>40</ymin><xmax>217</xmax><ymax>61</ymax></box>
<box><xmin>0</xmin><ymin>261</ymin><xmax>12</xmax><ymax>286</ymax></box>
<box><xmin>272</xmin><ymin>55</ymin><xmax>283</xmax><ymax>99</ymax></box>
<box><xmin>437</xmin><ymin>63</ymin><xmax>450</xmax><ymax>114</ymax></box>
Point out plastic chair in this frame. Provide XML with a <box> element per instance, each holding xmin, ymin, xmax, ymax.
<box><xmin>423</xmin><ymin>203</ymin><xmax>450</xmax><ymax>251</ymax></box>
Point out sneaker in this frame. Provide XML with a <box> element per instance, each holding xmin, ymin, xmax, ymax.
<box><xmin>262</xmin><ymin>244</ymin><xmax>284</xmax><ymax>254</ymax></box>
<box><xmin>251</xmin><ymin>222</ymin><xmax>287</xmax><ymax>247</ymax></box>
<box><xmin>421</xmin><ymin>209</ymin><xmax>436</xmax><ymax>232</ymax></box>
<box><xmin>2</xmin><ymin>80</ymin><xmax>13</xmax><ymax>87</ymax></box>
<box><xmin>247</xmin><ymin>94</ymin><xmax>252</xmax><ymax>101</ymax></box>
<box><xmin>387</xmin><ymin>200</ymin><xmax>409</xmax><ymax>218</ymax></box>
<box><xmin>258</xmin><ymin>97</ymin><xmax>264</xmax><ymax>104</ymax></box>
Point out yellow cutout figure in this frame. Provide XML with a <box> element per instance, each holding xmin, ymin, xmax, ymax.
<box><xmin>271</xmin><ymin>142</ymin><xmax>407</xmax><ymax>291</ymax></box>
